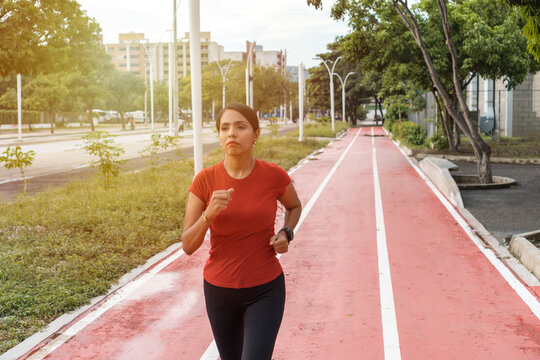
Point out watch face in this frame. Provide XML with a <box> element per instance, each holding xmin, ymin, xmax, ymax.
<box><xmin>283</xmin><ymin>227</ymin><xmax>293</xmax><ymax>241</ymax></box>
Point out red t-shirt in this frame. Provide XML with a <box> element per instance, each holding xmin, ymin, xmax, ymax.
<box><xmin>189</xmin><ymin>159</ymin><xmax>291</xmax><ymax>288</ymax></box>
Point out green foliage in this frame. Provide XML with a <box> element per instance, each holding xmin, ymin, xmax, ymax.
<box><xmin>81</xmin><ymin>131</ymin><xmax>126</xmax><ymax>189</ymax></box>
<box><xmin>0</xmin><ymin>146</ymin><xmax>35</xmax><ymax>194</ymax></box>
<box><xmin>140</xmin><ymin>134</ymin><xmax>181</xmax><ymax>168</ymax></box>
<box><xmin>0</xmin><ymin>0</ymin><xmax>104</xmax><ymax>77</ymax></box>
<box><xmin>428</xmin><ymin>132</ymin><xmax>449</xmax><ymax>150</ymax></box>
<box><xmin>502</xmin><ymin>0</ymin><xmax>540</xmax><ymax>62</ymax></box>
<box><xmin>0</xmin><ymin>110</ymin><xmax>41</xmax><ymax>125</ymax></box>
<box><xmin>0</xmin><ymin>134</ymin><xmax>327</xmax><ymax>353</ymax></box>
<box><xmin>267</xmin><ymin>123</ymin><xmax>280</xmax><ymax>137</ymax></box>
<box><xmin>288</xmin><ymin>121</ymin><xmax>350</xmax><ymax>138</ymax></box>
<box><xmin>391</xmin><ymin>121</ymin><xmax>427</xmax><ymax>147</ymax></box>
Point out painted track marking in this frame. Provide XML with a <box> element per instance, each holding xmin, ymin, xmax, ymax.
<box><xmin>372</xmin><ymin>146</ymin><xmax>402</xmax><ymax>360</ymax></box>
<box><xmin>200</xmin><ymin>129</ymin><xmax>363</xmax><ymax>359</ymax></box>
<box><xmin>392</xmin><ymin>138</ymin><xmax>540</xmax><ymax>319</ymax></box>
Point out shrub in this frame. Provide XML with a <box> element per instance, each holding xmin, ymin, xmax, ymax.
<box><xmin>392</xmin><ymin>121</ymin><xmax>427</xmax><ymax>146</ymax></box>
<box><xmin>428</xmin><ymin>133</ymin><xmax>449</xmax><ymax>150</ymax></box>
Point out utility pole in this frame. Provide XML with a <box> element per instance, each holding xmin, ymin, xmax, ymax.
<box><xmin>217</xmin><ymin>60</ymin><xmax>233</xmax><ymax>109</ymax></box>
<box><xmin>17</xmin><ymin>74</ymin><xmax>22</xmax><ymax>141</ymax></box>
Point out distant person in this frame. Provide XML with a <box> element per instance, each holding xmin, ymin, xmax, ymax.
<box><xmin>181</xmin><ymin>103</ymin><xmax>302</xmax><ymax>360</ymax></box>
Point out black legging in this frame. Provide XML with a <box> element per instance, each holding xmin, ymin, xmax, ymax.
<box><xmin>203</xmin><ymin>273</ymin><xmax>286</xmax><ymax>360</ymax></box>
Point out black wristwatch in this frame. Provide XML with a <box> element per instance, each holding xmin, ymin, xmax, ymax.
<box><xmin>279</xmin><ymin>227</ymin><xmax>294</xmax><ymax>244</ymax></box>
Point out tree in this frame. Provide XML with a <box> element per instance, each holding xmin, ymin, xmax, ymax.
<box><xmin>308</xmin><ymin>0</ymin><xmax>537</xmax><ymax>183</ymax></box>
<box><xmin>0</xmin><ymin>0</ymin><xmax>103</xmax><ymax>76</ymax></box>
<box><xmin>22</xmin><ymin>73</ymin><xmax>69</xmax><ymax>134</ymax></box>
<box><xmin>107</xmin><ymin>71</ymin><xmax>145</xmax><ymax>130</ymax></box>
<box><xmin>502</xmin><ymin>0</ymin><xmax>540</xmax><ymax>62</ymax></box>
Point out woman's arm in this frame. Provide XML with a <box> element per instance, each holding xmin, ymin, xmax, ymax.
<box><xmin>181</xmin><ymin>188</ymin><xmax>235</xmax><ymax>255</ymax></box>
<box><xmin>270</xmin><ymin>182</ymin><xmax>302</xmax><ymax>254</ymax></box>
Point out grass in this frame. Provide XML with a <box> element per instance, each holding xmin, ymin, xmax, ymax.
<box><xmin>286</xmin><ymin>121</ymin><xmax>350</xmax><ymax>138</ymax></box>
<box><xmin>416</xmin><ymin>133</ymin><xmax>540</xmax><ymax>158</ymax></box>
<box><xmin>0</xmin><ymin>135</ymin><xmax>329</xmax><ymax>354</ymax></box>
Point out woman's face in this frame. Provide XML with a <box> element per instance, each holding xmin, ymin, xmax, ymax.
<box><xmin>219</xmin><ymin>110</ymin><xmax>260</xmax><ymax>156</ymax></box>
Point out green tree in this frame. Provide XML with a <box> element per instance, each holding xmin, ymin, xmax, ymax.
<box><xmin>82</xmin><ymin>131</ymin><xmax>126</xmax><ymax>189</ymax></box>
<box><xmin>502</xmin><ymin>0</ymin><xmax>540</xmax><ymax>62</ymax></box>
<box><xmin>0</xmin><ymin>0</ymin><xmax>103</xmax><ymax>76</ymax></box>
<box><xmin>21</xmin><ymin>73</ymin><xmax>69</xmax><ymax>134</ymax></box>
<box><xmin>309</xmin><ymin>0</ymin><xmax>538</xmax><ymax>183</ymax></box>
<box><xmin>107</xmin><ymin>71</ymin><xmax>145</xmax><ymax>129</ymax></box>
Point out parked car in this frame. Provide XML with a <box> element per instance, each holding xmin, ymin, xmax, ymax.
<box><xmin>125</xmin><ymin>111</ymin><xmax>147</xmax><ymax>124</ymax></box>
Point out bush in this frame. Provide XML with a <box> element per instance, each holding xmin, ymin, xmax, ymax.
<box><xmin>385</xmin><ymin>103</ymin><xmax>408</xmax><ymax>122</ymax></box>
<box><xmin>428</xmin><ymin>133</ymin><xmax>449</xmax><ymax>150</ymax></box>
<box><xmin>391</xmin><ymin>121</ymin><xmax>427</xmax><ymax>146</ymax></box>
<box><xmin>0</xmin><ymin>110</ymin><xmax>41</xmax><ymax>125</ymax></box>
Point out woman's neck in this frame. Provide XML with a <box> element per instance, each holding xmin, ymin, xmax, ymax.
<box><xmin>223</xmin><ymin>153</ymin><xmax>256</xmax><ymax>179</ymax></box>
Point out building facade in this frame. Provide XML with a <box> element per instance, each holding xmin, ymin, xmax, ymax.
<box><xmin>408</xmin><ymin>72</ymin><xmax>540</xmax><ymax>138</ymax></box>
<box><xmin>106</xmin><ymin>33</ymin><xmax>288</xmax><ymax>85</ymax></box>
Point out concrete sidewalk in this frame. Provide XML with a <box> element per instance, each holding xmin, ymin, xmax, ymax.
<box><xmin>3</xmin><ymin>127</ymin><xmax>539</xmax><ymax>360</ymax></box>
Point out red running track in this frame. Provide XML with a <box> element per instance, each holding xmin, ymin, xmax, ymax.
<box><xmin>14</xmin><ymin>127</ymin><xmax>540</xmax><ymax>360</ymax></box>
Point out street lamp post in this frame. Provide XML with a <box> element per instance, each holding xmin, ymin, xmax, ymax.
<box><xmin>216</xmin><ymin>60</ymin><xmax>233</xmax><ymax>109</ymax></box>
<box><xmin>317</xmin><ymin>56</ymin><xmax>341</xmax><ymax>131</ymax></box>
<box><xmin>334</xmin><ymin>71</ymin><xmax>355</xmax><ymax>123</ymax></box>
<box><xmin>131</xmin><ymin>34</ymin><xmax>155</xmax><ymax>131</ymax></box>
<box><xmin>245</xmin><ymin>41</ymin><xmax>255</xmax><ymax>106</ymax></box>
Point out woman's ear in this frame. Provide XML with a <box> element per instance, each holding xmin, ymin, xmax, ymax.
<box><xmin>253</xmin><ymin>128</ymin><xmax>261</xmax><ymax>143</ymax></box>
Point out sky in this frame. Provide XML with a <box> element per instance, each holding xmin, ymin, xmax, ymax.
<box><xmin>76</xmin><ymin>0</ymin><xmax>350</xmax><ymax>68</ymax></box>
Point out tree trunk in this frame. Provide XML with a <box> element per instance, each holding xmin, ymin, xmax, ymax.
<box><xmin>88</xmin><ymin>110</ymin><xmax>95</xmax><ymax>131</ymax></box>
<box><xmin>431</xmin><ymin>89</ymin><xmax>455</xmax><ymax>151</ymax></box>
<box><xmin>378</xmin><ymin>99</ymin><xmax>384</xmax><ymax>124</ymax></box>
<box><xmin>120</xmin><ymin>111</ymin><xmax>126</xmax><ymax>130</ymax></box>
<box><xmin>398</xmin><ymin>103</ymin><xmax>402</xmax><ymax>122</ymax></box>
<box><xmin>49</xmin><ymin>110</ymin><xmax>55</xmax><ymax>134</ymax></box>
<box><xmin>393</xmin><ymin>0</ymin><xmax>492</xmax><ymax>183</ymax></box>
<box><xmin>373</xmin><ymin>96</ymin><xmax>379</xmax><ymax>125</ymax></box>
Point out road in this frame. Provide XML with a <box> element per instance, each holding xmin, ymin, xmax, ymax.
<box><xmin>5</xmin><ymin>126</ymin><xmax>539</xmax><ymax>360</ymax></box>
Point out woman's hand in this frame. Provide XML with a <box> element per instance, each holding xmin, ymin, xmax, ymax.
<box><xmin>269</xmin><ymin>231</ymin><xmax>289</xmax><ymax>254</ymax></box>
<box><xmin>205</xmin><ymin>188</ymin><xmax>235</xmax><ymax>220</ymax></box>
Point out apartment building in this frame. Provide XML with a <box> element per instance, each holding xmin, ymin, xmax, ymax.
<box><xmin>105</xmin><ymin>33</ymin><xmax>287</xmax><ymax>83</ymax></box>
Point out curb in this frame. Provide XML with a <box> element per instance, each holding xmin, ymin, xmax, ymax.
<box><xmin>509</xmin><ymin>231</ymin><xmax>540</xmax><ymax>281</ymax></box>
<box><xmin>418</xmin><ymin>157</ymin><xmax>463</xmax><ymax>209</ymax></box>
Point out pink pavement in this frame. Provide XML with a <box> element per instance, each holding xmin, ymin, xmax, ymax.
<box><xmin>18</xmin><ymin>127</ymin><xmax>540</xmax><ymax>360</ymax></box>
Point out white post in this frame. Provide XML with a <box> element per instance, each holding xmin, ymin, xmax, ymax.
<box><xmin>173</xmin><ymin>0</ymin><xmax>179</xmax><ymax>136</ymax></box>
<box><xmin>149</xmin><ymin>57</ymin><xmax>155</xmax><ymax>130</ymax></box>
<box><xmin>249</xmin><ymin>59</ymin><xmax>254</xmax><ymax>108</ymax></box>
<box><xmin>168</xmin><ymin>41</ymin><xmax>173</xmax><ymax>135</ymax></box>
<box><xmin>299</xmin><ymin>63</ymin><xmax>304</xmax><ymax>142</ymax></box>
<box><xmin>245</xmin><ymin>67</ymin><xmax>250</xmax><ymax>105</ymax></box>
<box><xmin>17</xmin><ymin>73</ymin><xmax>22</xmax><ymax>140</ymax></box>
<box><xmin>506</xmin><ymin>89</ymin><xmax>513</xmax><ymax>137</ymax></box>
<box><xmin>289</xmin><ymin>100</ymin><xmax>292</xmax><ymax>125</ymax></box>
<box><xmin>190</xmin><ymin>0</ymin><xmax>203</xmax><ymax>175</ymax></box>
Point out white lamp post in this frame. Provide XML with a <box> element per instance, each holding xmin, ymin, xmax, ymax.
<box><xmin>334</xmin><ymin>71</ymin><xmax>355</xmax><ymax>123</ymax></box>
<box><xmin>316</xmin><ymin>56</ymin><xmax>341</xmax><ymax>131</ymax></box>
<box><xmin>245</xmin><ymin>41</ymin><xmax>255</xmax><ymax>106</ymax></box>
<box><xmin>190</xmin><ymin>0</ymin><xmax>203</xmax><ymax>175</ymax></box>
<box><xmin>216</xmin><ymin>59</ymin><xmax>233</xmax><ymax>109</ymax></box>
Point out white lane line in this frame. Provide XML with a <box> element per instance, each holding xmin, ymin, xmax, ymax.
<box><xmin>372</xmin><ymin>147</ymin><xmax>402</xmax><ymax>360</ymax></box>
<box><xmin>0</xmin><ymin>176</ymin><xmax>33</xmax><ymax>185</ymax></box>
<box><xmin>392</xmin><ymin>140</ymin><xmax>540</xmax><ymax>320</ymax></box>
<box><xmin>200</xmin><ymin>128</ymin><xmax>363</xmax><ymax>360</ymax></box>
<box><xmin>25</xmin><ymin>249</ymin><xmax>186</xmax><ymax>360</ymax></box>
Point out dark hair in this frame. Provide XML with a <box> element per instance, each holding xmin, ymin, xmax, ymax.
<box><xmin>216</xmin><ymin>103</ymin><xmax>259</xmax><ymax>132</ymax></box>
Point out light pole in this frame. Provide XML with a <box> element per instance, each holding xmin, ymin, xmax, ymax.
<box><xmin>131</xmin><ymin>34</ymin><xmax>155</xmax><ymax>131</ymax></box>
<box><xmin>316</xmin><ymin>56</ymin><xmax>341</xmax><ymax>131</ymax></box>
<box><xmin>245</xmin><ymin>41</ymin><xmax>255</xmax><ymax>106</ymax></box>
<box><xmin>334</xmin><ymin>71</ymin><xmax>355</xmax><ymax>123</ymax></box>
<box><xmin>189</xmin><ymin>0</ymin><xmax>203</xmax><ymax>175</ymax></box>
<box><xmin>216</xmin><ymin>59</ymin><xmax>233</xmax><ymax>109</ymax></box>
